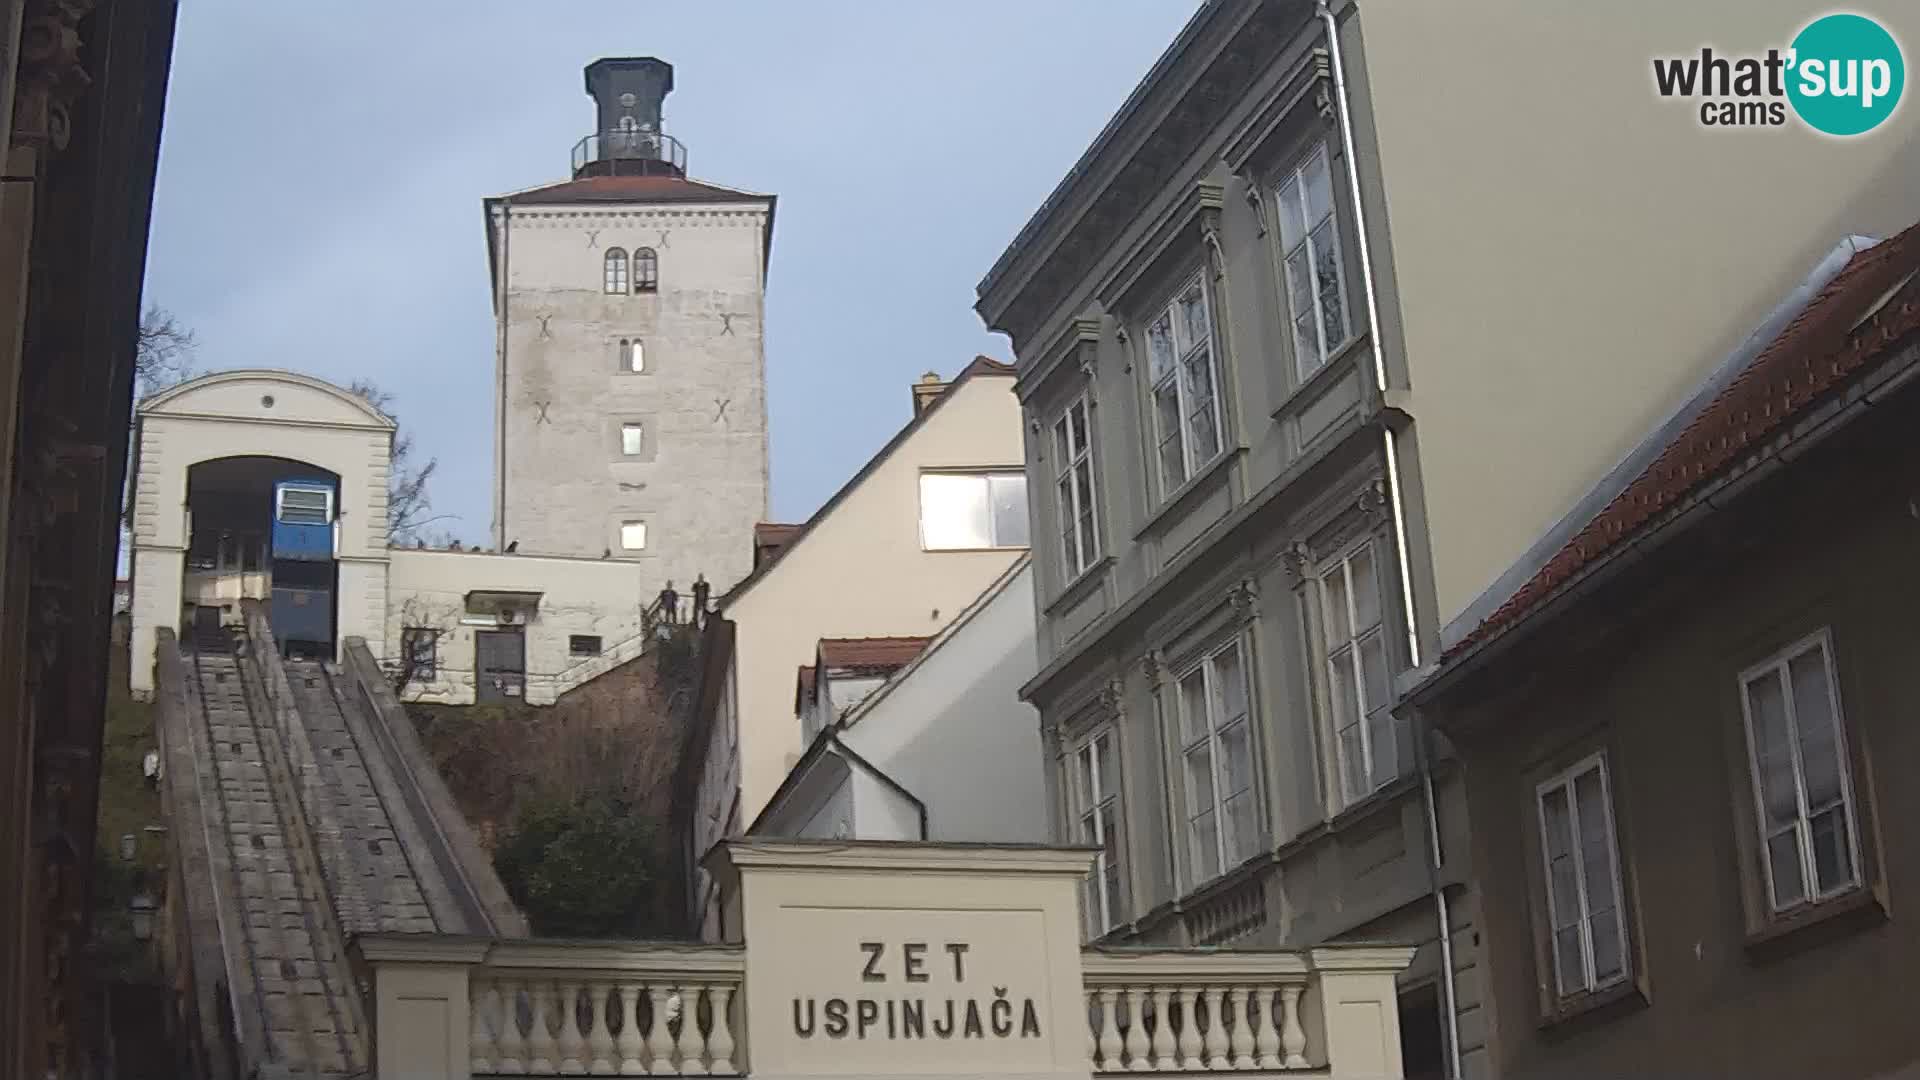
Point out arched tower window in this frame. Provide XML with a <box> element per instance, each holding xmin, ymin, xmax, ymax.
<box><xmin>634</xmin><ymin>247</ymin><xmax>659</xmax><ymax>293</ymax></box>
<box><xmin>604</xmin><ymin>247</ymin><xmax>629</xmax><ymax>294</ymax></box>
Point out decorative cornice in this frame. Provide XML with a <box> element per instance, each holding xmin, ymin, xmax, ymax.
<box><xmin>1280</xmin><ymin>540</ymin><xmax>1313</xmax><ymax>587</ymax></box>
<box><xmin>1227</xmin><ymin>577</ymin><xmax>1259</xmax><ymax>623</ymax></box>
<box><xmin>1139</xmin><ymin>650</ymin><xmax>1164</xmax><ymax>689</ymax></box>
<box><xmin>1356</xmin><ymin>478</ymin><xmax>1389</xmax><ymax>529</ymax></box>
<box><xmin>1017</xmin><ymin>310</ymin><xmax>1107</xmax><ymax>404</ymax></box>
<box><xmin>1197</xmin><ymin>180</ymin><xmax>1227</xmax><ymax>283</ymax></box>
<box><xmin>1097</xmin><ymin>676</ymin><xmax>1125</xmax><ymax>718</ymax></box>
<box><xmin>979</xmin><ymin>2</ymin><xmax>1298</xmax><ymax>346</ymax></box>
<box><xmin>12</xmin><ymin>0</ymin><xmax>94</xmax><ymax>153</ymax></box>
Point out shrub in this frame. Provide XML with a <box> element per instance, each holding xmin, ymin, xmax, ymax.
<box><xmin>493</xmin><ymin>794</ymin><xmax>660</xmax><ymax>938</ymax></box>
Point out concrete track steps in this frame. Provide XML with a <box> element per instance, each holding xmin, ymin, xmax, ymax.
<box><xmin>281</xmin><ymin>659</ymin><xmax>438</xmax><ymax>935</ymax></box>
<box><xmin>186</xmin><ymin>648</ymin><xmax>365</xmax><ymax>1077</ymax></box>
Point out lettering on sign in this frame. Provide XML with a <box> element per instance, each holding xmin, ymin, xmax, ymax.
<box><xmin>792</xmin><ymin>941</ymin><xmax>1042</xmax><ymax>1041</ymax></box>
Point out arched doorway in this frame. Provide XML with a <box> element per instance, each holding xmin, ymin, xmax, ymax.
<box><xmin>182</xmin><ymin>456</ymin><xmax>341</xmax><ymax>659</ymax></box>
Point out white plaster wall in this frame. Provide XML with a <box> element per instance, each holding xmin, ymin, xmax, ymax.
<box><xmin>1352</xmin><ymin>1</ymin><xmax>1920</xmax><ymax>628</ymax></box>
<box><xmin>840</xmin><ymin>563</ymin><xmax>1047</xmax><ymax>843</ymax></box>
<box><xmin>491</xmin><ymin>198</ymin><xmax>770</xmax><ymax>601</ymax></box>
<box><xmin>127</xmin><ymin>371</ymin><xmax>393</xmax><ymax>698</ymax></box>
<box><xmin>846</xmin><ymin>766</ymin><xmax>923</xmax><ymax>841</ymax></box>
<box><xmin>720</xmin><ymin>371</ymin><xmax>1026</xmax><ymax>827</ymax></box>
<box><xmin>796</xmin><ymin>773</ymin><xmax>855</xmax><ymax>840</ymax></box>
<box><xmin>385</xmin><ymin>547</ymin><xmax>647</xmax><ymax>706</ymax></box>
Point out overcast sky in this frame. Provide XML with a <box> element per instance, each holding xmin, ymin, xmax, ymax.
<box><xmin>143</xmin><ymin>2</ymin><xmax>1200</xmax><ymax>542</ymax></box>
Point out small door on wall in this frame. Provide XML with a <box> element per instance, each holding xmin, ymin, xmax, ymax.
<box><xmin>475</xmin><ymin>628</ymin><xmax>526</xmax><ymax>704</ymax></box>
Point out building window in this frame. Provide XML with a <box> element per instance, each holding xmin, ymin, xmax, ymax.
<box><xmin>619</xmin><ymin>338</ymin><xmax>645</xmax><ymax>373</ymax></box>
<box><xmin>1276</xmin><ymin>142</ymin><xmax>1354</xmax><ymax>380</ymax></box>
<box><xmin>275</xmin><ymin>484</ymin><xmax>333</xmax><ymax>526</ymax></box>
<box><xmin>569</xmin><ymin>634</ymin><xmax>603</xmax><ymax>657</ymax></box>
<box><xmin>1145</xmin><ymin>275</ymin><xmax>1223</xmax><ymax>494</ymax></box>
<box><xmin>634</xmin><ymin>247</ymin><xmax>659</xmax><ymax>293</ymax></box>
<box><xmin>401</xmin><ymin>628</ymin><xmax>438</xmax><ymax>682</ymax></box>
<box><xmin>1738</xmin><ymin>630</ymin><xmax>1862</xmax><ymax>912</ymax></box>
<box><xmin>1070</xmin><ymin>727</ymin><xmax>1126</xmax><ymax>937</ymax></box>
<box><xmin>1536</xmin><ymin>753</ymin><xmax>1629</xmax><ymax>1000</ymax></box>
<box><xmin>620</xmin><ymin>521</ymin><xmax>647</xmax><ymax>551</ymax></box>
<box><xmin>1320</xmin><ymin>540</ymin><xmax>1397</xmax><ymax>806</ymax></box>
<box><xmin>919</xmin><ymin>471</ymin><xmax>1029</xmax><ymax>550</ymax></box>
<box><xmin>621</xmin><ymin>423</ymin><xmax>644</xmax><ymax>456</ymax></box>
<box><xmin>604</xmin><ymin>247</ymin><xmax>629</xmax><ymax>294</ymax></box>
<box><xmin>1175</xmin><ymin>639</ymin><xmax>1257</xmax><ymax>885</ymax></box>
<box><xmin>1053</xmin><ymin>395</ymin><xmax>1100</xmax><ymax>579</ymax></box>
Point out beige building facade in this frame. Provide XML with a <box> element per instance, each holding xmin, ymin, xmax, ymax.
<box><xmin>680</xmin><ymin>361</ymin><xmax>1029</xmax><ymax>937</ymax></box>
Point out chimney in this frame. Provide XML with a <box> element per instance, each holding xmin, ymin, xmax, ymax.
<box><xmin>911</xmin><ymin>371</ymin><xmax>948</xmax><ymax>416</ymax></box>
<box><xmin>574</xmin><ymin>57</ymin><xmax>686</xmax><ymax>178</ymax></box>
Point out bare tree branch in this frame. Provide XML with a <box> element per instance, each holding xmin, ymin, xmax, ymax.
<box><xmin>135</xmin><ymin>306</ymin><xmax>196</xmax><ymax>397</ymax></box>
<box><xmin>347</xmin><ymin>378</ymin><xmax>441</xmax><ymax>546</ymax></box>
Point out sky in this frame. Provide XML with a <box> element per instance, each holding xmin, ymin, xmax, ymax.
<box><xmin>143</xmin><ymin>1</ymin><xmax>1202</xmax><ymax>542</ymax></box>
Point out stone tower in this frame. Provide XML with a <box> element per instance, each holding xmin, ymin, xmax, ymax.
<box><xmin>484</xmin><ymin>57</ymin><xmax>772</xmax><ymax>595</ymax></box>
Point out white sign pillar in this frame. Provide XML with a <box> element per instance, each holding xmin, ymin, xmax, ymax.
<box><xmin>709</xmin><ymin>840</ymin><xmax>1097</xmax><ymax>1080</ymax></box>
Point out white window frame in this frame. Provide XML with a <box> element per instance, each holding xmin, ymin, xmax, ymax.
<box><xmin>604</xmin><ymin>247</ymin><xmax>629</xmax><ymax>295</ymax></box>
<box><xmin>1534</xmin><ymin>752</ymin><xmax>1630</xmax><ymax>1000</ymax></box>
<box><xmin>1737</xmin><ymin>629</ymin><xmax>1864</xmax><ymax>913</ymax></box>
<box><xmin>1317</xmin><ymin>539</ymin><xmax>1398</xmax><ymax>806</ymax></box>
<box><xmin>1275</xmin><ymin>140</ymin><xmax>1355</xmax><ymax>380</ymax></box>
<box><xmin>1052</xmin><ymin>394</ymin><xmax>1101</xmax><ymax>579</ymax></box>
<box><xmin>1069</xmin><ymin>726</ymin><xmax>1126</xmax><ymax>937</ymax></box>
<box><xmin>619</xmin><ymin>521</ymin><xmax>647</xmax><ymax>551</ymax></box>
<box><xmin>1144</xmin><ymin>273</ymin><xmax>1224</xmax><ymax>495</ymax></box>
<box><xmin>621</xmin><ymin>422</ymin><xmax>644</xmax><ymax>457</ymax></box>
<box><xmin>1172</xmin><ymin>638</ymin><xmax>1258</xmax><ymax>886</ymax></box>
<box><xmin>917</xmin><ymin>470</ymin><xmax>1029</xmax><ymax>551</ymax></box>
<box><xmin>275</xmin><ymin>485</ymin><xmax>333</xmax><ymax>526</ymax></box>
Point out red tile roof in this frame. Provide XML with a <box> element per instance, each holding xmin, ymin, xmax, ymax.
<box><xmin>1447</xmin><ymin>222</ymin><xmax>1920</xmax><ymax>661</ymax></box>
<box><xmin>502</xmin><ymin>174</ymin><xmax>768</xmax><ymax>206</ymax></box>
<box><xmin>816</xmin><ymin>636</ymin><xmax>933</xmax><ymax>672</ymax></box>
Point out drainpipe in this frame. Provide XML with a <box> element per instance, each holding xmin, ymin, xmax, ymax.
<box><xmin>494</xmin><ymin>202</ymin><xmax>511</xmax><ymax>551</ymax></box>
<box><xmin>1316</xmin><ymin>3</ymin><xmax>1462</xmax><ymax>1078</ymax></box>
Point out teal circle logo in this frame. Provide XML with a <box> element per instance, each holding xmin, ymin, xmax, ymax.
<box><xmin>1787</xmin><ymin>13</ymin><xmax>1905</xmax><ymax>136</ymax></box>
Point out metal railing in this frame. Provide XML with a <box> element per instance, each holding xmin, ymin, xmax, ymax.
<box><xmin>572</xmin><ymin>128</ymin><xmax>688</xmax><ymax>176</ymax></box>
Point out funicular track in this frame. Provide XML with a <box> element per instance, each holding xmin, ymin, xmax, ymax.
<box><xmin>281</xmin><ymin>657</ymin><xmax>439</xmax><ymax>935</ymax></box>
<box><xmin>184</xmin><ymin>635</ymin><xmax>365</xmax><ymax>1077</ymax></box>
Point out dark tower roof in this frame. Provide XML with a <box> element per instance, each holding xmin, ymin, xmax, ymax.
<box><xmin>572</xmin><ymin>57</ymin><xmax>686</xmax><ymax>179</ymax></box>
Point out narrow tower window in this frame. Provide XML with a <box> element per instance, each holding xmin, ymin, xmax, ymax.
<box><xmin>634</xmin><ymin>247</ymin><xmax>659</xmax><ymax>293</ymax></box>
<box><xmin>621</xmin><ymin>423</ymin><xmax>644</xmax><ymax>456</ymax></box>
<box><xmin>604</xmin><ymin>247</ymin><xmax>629</xmax><ymax>294</ymax></box>
<box><xmin>620</xmin><ymin>339</ymin><xmax>645</xmax><ymax>373</ymax></box>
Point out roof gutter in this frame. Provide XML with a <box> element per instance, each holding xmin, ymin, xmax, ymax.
<box><xmin>1410</xmin><ymin>336</ymin><xmax>1920</xmax><ymax>710</ymax></box>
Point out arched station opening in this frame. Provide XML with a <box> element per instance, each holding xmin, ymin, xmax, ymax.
<box><xmin>182</xmin><ymin>455</ymin><xmax>340</xmax><ymax>659</ymax></box>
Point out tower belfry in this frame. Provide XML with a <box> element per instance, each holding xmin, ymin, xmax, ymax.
<box><xmin>484</xmin><ymin>56</ymin><xmax>774</xmax><ymax>596</ymax></box>
<box><xmin>575</xmin><ymin>57</ymin><xmax>686</xmax><ymax>179</ymax></box>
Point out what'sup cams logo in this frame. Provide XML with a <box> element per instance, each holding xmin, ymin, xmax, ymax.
<box><xmin>1653</xmin><ymin>12</ymin><xmax>1905</xmax><ymax>135</ymax></box>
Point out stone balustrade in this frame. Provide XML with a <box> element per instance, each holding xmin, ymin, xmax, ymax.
<box><xmin>1083</xmin><ymin>951</ymin><xmax>1308</xmax><ymax>1072</ymax></box>
<box><xmin>354</xmin><ymin>842</ymin><xmax>1416</xmax><ymax>1080</ymax></box>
